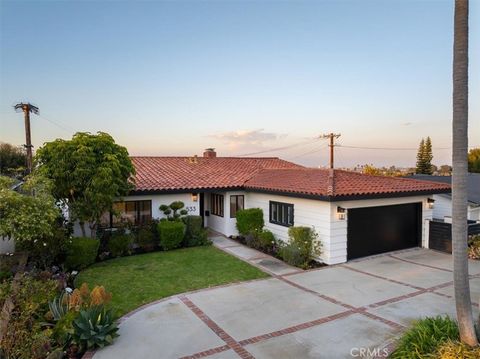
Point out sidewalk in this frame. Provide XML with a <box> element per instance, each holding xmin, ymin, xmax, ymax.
<box><xmin>209</xmin><ymin>234</ymin><xmax>302</xmax><ymax>276</ymax></box>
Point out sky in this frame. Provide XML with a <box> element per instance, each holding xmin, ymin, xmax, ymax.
<box><xmin>1</xmin><ymin>0</ymin><xmax>479</xmax><ymax>168</ymax></box>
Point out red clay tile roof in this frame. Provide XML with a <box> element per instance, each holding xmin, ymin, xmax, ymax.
<box><xmin>131</xmin><ymin>157</ymin><xmax>450</xmax><ymax>198</ymax></box>
<box><xmin>244</xmin><ymin>168</ymin><xmax>451</xmax><ymax>198</ymax></box>
<box><xmin>131</xmin><ymin>156</ymin><xmax>303</xmax><ymax>192</ymax></box>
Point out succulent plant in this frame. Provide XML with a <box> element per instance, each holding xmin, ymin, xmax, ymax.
<box><xmin>49</xmin><ymin>291</ymin><xmax>70</xmax><ymax>321</ymax></box>
<box><xmin>72</xmin><ymin>305</ymin><xmax>119</xmax><ymax>350</ymax></box>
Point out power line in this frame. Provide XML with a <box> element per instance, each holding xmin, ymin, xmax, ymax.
<box><xmin>337</xmin><ymin>144</ymin><xmax>480</xmax><ymax>151</ymax></box>
<box><xmin>287</xmin><ymin>143</ymin><xmax>328</xmax><ymax>160</ymax></box>
<box><xmin>37</xmin><ymin>113</ymin><xmax>76</xmax><ymax>133</ymax></box>
<box><xmin>236</xmin><ymin>138</ymin><xmax>321</xmax><ymax>157</ymax></box>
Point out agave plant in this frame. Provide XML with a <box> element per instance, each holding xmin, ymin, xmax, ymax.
<box><xmin>49</xmin><ymin>290</ymin><xmax>70</xmax><ymax>321</ymax></box>
<box><xmin>72</xmin><ymin>305</ymin><xmax>119</xmax><ymax>351</ymax></box>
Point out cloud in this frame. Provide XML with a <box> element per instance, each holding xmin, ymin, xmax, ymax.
<box><xmin>208</xmin><ymin>129</ymin><xmax>281</xmax><ymax>150</ymax></box>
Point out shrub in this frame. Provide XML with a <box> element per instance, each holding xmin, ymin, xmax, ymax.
<box><xmin>468</xmin><ymin>235</ymin><xmax>480</xmax><ymax>259</ymax></box>
<box><xmin>236</xmin><ymin>208</ymin><xmax>264</xmax><ymax>236</ymax></box>
<box><xmin>391</xmin><ymin>316</ymin><xmax>459</xmax><ymax>359</ymax></box>
<box><xmin>68</xmin><ymin>283</ymin><xmax>112</xmax><ymax>311</ymax></box>
<box><xmin>158</xmin><ymin>221</ymin><xmax>185</xmax><ymax>250</ymax></box>
<box><xmin>436</xmin><ymin>340</ymin><xmax>480</xmax><ymax>358</ymax></box>
<box><xmin>16</xmin><ymin>224</ymin><xmax>68</xmax><ymax>269</ymax></box>
<box><xmin>135</xmin><ymin>227</ymin><xmax>156</xmax><ymax>252</ymax></box>
<box><xmin>72</xmin><ymin>305</ymin><xmax>119</xmax><ymax>351</ymax></box>
<box><xmin>286</xmin><ymin>226</ymin><xmax>321</xmax><ymax>269</ymax></box>
<box><xmin>183</xmin><ymin>215</ymin><xmax>210</xmax><ymax>247</ymax></box>
<box><xmin>257</xmin><ymin>229</ymin><xmax>276</xmax><ymax>253</ymax></box>
<box><xmin>108</xmin><ymin>233</ymin><xmax>133</xmax><ymax>257</ymax></box>
<box><xmin>279</xmin><ymin>243</ymin><xmax>304</xmax><ymax>267</ymax></box>
<box><xmin>65</xmin><ymin>237</ymin><xmax>100</xmax><ymax>270</ymax></box>
<box><xmin>245</xmin><ymin>233</ymin><xmax>259</xmax><ymax>248</ymax></box>
<box><xmin>0</xmin><ymin>275</ymin><xmax>59</xmax><ymax>359</ymax></box>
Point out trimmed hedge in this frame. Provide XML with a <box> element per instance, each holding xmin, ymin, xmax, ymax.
<box><xmin>65</xmin><ymin>237</ymin><xmax>100</xmax><ymax>270</ymax></box>
<box><xmin>236</xmin><ymin>208</ymin><xmax>264</xmax><ymax>236</ymax></box>
<box><xmin>108</xmin><ymin>234</ymin><xmax>132</xmax><ymax>257</ymax></box>
<box><xmin>183</xmin><ymin>215</ymin><xmax>210</xmax><ymax>247</ymax></box>
<box><xmin>135</xmin><ymin>227</ymin><xmax>157</xmax><ymax>252</ymax></box>
<box><xmin>158</xmin><ymin>221</ymin><xmax>185</xmax><ymax>250</ymax></box>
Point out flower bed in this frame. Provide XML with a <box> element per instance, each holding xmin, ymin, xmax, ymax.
<box><xmin>232</xmin><ymin>208</ymin><xmax>325</xmax><ymax>270</ymax></box>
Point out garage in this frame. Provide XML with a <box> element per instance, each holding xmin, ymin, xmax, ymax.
<box><xmin>347</xmin><ymin>202</ymin><xmax>422</xmax><ymax>260</ymax></box>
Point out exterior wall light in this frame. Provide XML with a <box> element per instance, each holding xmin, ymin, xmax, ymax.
<box><xmin>427</xmin><ymin>198</ymin><xmax>435</xmax><ymax>209</ymax></box>
<box><xmin>191</xmin><ymin>193</ymin><xmax>198</xmax><ymax>202</ymax></box>
<box><xmin>337</xmin><ymin>206</ymin><xmax>346</xmax><ymax>220</ymax></box>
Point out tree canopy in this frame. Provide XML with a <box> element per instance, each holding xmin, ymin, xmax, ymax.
<box><xmin>468</xmin><ymin>148</ymin><xmax>480</xmax><ymax>173</ymax></box>
<box><xmin>35</xmin><ymin>132</ymin><xmax>135</xmax><ymax>237</ymax></box>
<box><xmin>415</xmin><ymin>137</ymin><xmax>433</xmax><ymax>175</ymax></box>
<box><xmin>0</xmin><ymin>142</ymin><xmax>27</xmax><ymax>178</ymax></box>
<box><xmin>0</xmin><ymin>174</ymin><xmax>59</xmax><ymax>243</ymax></box>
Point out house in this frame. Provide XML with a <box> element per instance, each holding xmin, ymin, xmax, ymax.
<box><xmin>0</xmin><ymin>179</ymin><xmax>24</xmax><ymax>254</ymax></box>
<box><xmin>406</xmin><ymin>174</ymin><xmax>480</xmax><ymax>222</ymax></box>
<box><xmin>100</xmin><ymin>149</ymin><xmax>450</xmax><ymax>264</ymax></box>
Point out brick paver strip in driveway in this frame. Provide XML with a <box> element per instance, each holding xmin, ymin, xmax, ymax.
<box><xmin>92</xmin><ymin>297</ymin><xmax>225</xmax><ymax>359</ymax></box>
<box><xmin>186</xmin><ymin>278</ymin><xmax>347</xmax><ymax>341</ymax></box>
<box><xmin>285</xmin><ymin>266</ymin><xmax>419</xmax><ymax>308</ymax></box>
<box><xmin>91</xmin><ymin>248</ymin><xmax>480</xmax><ymax>359</ymax></box>
<box><xmin>345</xmin><ymin>255</ymin><xmax>454</xmax><ymax>288</ymax></box>
<box><xmin>244</xmin><ymin>313</ymin><xmax>395</xmax><ymax>359</ymax></box>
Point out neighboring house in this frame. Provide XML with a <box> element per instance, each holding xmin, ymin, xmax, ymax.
<box><xmin>0</xmin><ymin>179</ymin><xmax>23</xmax><ymax>254</ymax></box>
<box><xmin>95</xmin><ymin>148</ymin><xmax>450</xmax><ymax>265</ymax></box>
<box><xmin>406</xmin><ymin>174</ymin><xmax>480</xmax><ymax>222</ymax></box>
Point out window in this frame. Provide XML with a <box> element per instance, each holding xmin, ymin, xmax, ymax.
<box><xmin>211</xmin><ymin>193</ymin><xmax>224</xmax><ymax>217</ymax></box>
<box><xmin>230</xmin><ymin>195</ymin><xmax>244</xmax><ymax>218</ymax></box>
<box><xmin>101</xmin><ymin>200</ymin><xmax>152</xmax><ymax>227</ymax></box>
<box><xmin>269</xmin><ymin>201</ymin><xmax>294</xmax><ymax>227</ymax></box>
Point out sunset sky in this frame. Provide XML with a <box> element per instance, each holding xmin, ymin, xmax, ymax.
<box><xmin>1</xmin><ymin>0</ymin><xmax>479</xmax><ymax>168</ymax></box>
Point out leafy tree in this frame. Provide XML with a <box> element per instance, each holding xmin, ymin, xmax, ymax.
<box><xmin>439</xmin><ymin>165</ymin><xmax>452</xmax><ymax>176</ymax></box>
<box><xmin>362</xmin><ymin>164</ymin><xmax>382</xmax><ymax>176</ymax></box>
<box><xmin>35</xmin><ymin>132</ymin><xmax>135</xmax><ymax>237</ymax></box>
<box><xmin>467</xmin><ymin>148</ymin><xmax>480</xmax><ymax>173</ymax></box>
<box><xmin>0</xmin><ymin>174</ymin><xmax>59</xmax><ymax>244</ymax></box>
<box><xmin>0</xmin><ymin>142</ymin><xmax>26</xmax><ymax>178</ymax></box>
<box><xmin>416</xmin><ymin>137</ymin><xmax>433</xmax><ymax>174</ymax></box>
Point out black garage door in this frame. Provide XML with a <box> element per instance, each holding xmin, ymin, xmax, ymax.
<box><xmin>347</xmin><ymin>203</ymin><xmax>422</xmax><ymax>260</ymax></box>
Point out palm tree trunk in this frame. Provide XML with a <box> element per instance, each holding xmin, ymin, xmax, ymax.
<box><xmin>452</xmin><ymin>0</ymin><xmax>477</xmax><ymax>345</ymax></box>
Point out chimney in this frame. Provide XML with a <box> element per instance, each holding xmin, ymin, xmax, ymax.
<box><xmin>203</xmin><ymin>148</ymin><xmax>216</xmax><ymax>158</ymax></box>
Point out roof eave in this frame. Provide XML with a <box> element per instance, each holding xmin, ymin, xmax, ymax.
<box><xmin>244</xmin><ymin>187</ymin><xmax>451</xmax><ymax>202</ymax></box>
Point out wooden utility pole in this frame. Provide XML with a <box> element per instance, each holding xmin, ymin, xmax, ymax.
<box><xmin>320</xmin><ymin>133</ymin><xmax>341</xmax><ymax>169</ymax></box>
<box><xmin>14</xmin><ymin>103</ymin><xmax>39</xmax><ymax>174</ymax></box>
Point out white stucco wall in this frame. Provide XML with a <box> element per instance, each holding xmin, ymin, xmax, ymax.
<box><xmin>73</xmin><ymin>193</ymin><xmax>200</xmax><ymax>237</ymax></box>
<box><xmin>0</xmin><ymin>237</ymin><xmax>15</xmax><ymax>254</ymax></box>
<box><xmin>204</xmin><ymin>192</ymin><xmax>226</xmax><ymax>235</ymax></box>
<box><xmin>204</xmin><ymin>191</ymin><xmax>245</xmax><ymax>237</ymax></box>
<box><xmin>432</xmin><ymin>194</ymin><xmax>480</xmax><ymax>222</ymax></box>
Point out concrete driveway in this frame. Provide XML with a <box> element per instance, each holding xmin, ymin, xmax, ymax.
<box><xmin>91</xmin><ymin>248</ymin><xmax>480</xmax><ymax>359</ymax></box>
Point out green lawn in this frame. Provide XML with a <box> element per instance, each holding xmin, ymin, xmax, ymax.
<box><xmin>76</xmin><ymin>246</ymin><xmax>269</xmax><ymax>316</ymax></box>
